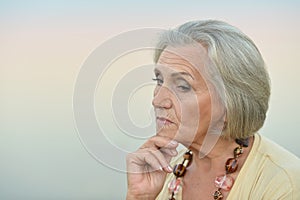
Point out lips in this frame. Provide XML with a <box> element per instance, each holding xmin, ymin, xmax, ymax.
<box><xmin>156</xmin><ymin>117</ymin><xmax>174</xmax><ymax>126</ymax></box>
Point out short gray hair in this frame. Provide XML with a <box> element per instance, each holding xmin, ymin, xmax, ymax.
<box><xmin>154</xmin><ymin>20</ymin><xmax>270</xmax><ymax>139</ymax></box>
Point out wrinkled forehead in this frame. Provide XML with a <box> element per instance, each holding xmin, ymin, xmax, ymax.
<box><xmin>157</xmin><ymin>44</ymin><xmax>209</xmax><ymax>70</ymax></box>
<box><xmin>156</xmin><ymin>44</ymin><xmax>210</xmax><ymax>78</ymax></box>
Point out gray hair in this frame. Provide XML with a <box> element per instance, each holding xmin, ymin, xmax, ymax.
<box><xmin>154</xmin><ymin>20</ymin><xmax>270</xmax><ymax>139</ymax></box>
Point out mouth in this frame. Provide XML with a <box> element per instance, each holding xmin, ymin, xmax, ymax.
<box><xmin>156</xmin><ymin>117</ymin><xmax>174</xmax><ymax>127</ymax></box>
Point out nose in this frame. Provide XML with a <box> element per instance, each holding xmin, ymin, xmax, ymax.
<box><xmin>152</xmin><ymin>86</ymin><xmax>173</xmax><ymax>109</ymax></box>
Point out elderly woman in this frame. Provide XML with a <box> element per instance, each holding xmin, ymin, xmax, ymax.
<box><xmin>126</xmin><ymin>20</ymin><xmax>300</xmax><ymax>200</ymax></box>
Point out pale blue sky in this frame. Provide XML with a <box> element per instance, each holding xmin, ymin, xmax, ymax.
<box><xmin>0</xmin><ymin>1</ymin><xmax>299</xmax><ymax>199</ymax></box>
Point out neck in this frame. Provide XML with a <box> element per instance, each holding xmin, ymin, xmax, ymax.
<box><xmin>187</xmin><ymin>134</ymin><xmax>253</xmax><ymax>172</ymax></box>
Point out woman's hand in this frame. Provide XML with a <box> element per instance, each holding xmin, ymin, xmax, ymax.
<box><xmin>126</xmin><ymin>136</ymin><xmax>178</xmax><ymax>200</ymax></box>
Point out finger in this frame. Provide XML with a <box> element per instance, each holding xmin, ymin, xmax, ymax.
<box><xmin>141</xmin><ymin>136</ymin><xmax>178</xmax><ymax>149</ymax></box>
<box><xmin>160</xmin><ymin>147</ymin><xmax>178</xmax><ymax>157</ymax></box>
<box><xmin>127</xmin><ymin>149</ymin><xmax>164</xmax><ymax>173</ymax></box>
<box><xmin>144</xmin><ymin>153</ymin><xmax>164</xmax><ymax>172</ymax></box>
<box><xmin>148</xmin><ymin>148</ymin><xmax>173</xmax><ymax>173</ymax></box>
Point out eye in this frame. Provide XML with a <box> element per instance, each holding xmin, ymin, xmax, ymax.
<box><xmin>152</xmin><ymin>77</ymin><xmax>163</xmax><ymax>86</ymax></box>
<box><xmin>175</xmin><ymin>79</ymin><xmax>191</xmax><ymax>92</ymax></box>
<box><xmin>152</xmin><ymin>71</ymin><xmax>164</xmax><ymax>86</ymax></box>
<box><xmin>178</xmin><ymin>85</ymin><xmax>190</xmax><ymax>91</ymax></box>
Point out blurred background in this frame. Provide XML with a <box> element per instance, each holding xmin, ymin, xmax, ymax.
<box><xmin>1</xmin><ymin>0</ymin><xmax>299</xmax><ymax>199</ymax></box>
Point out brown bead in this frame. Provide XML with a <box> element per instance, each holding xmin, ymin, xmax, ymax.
<box><xmin>213</xmin><ymin>189</ymin><xmax>223</xmax><ymax>200</ymax></box>
<box><xmin>233</xmin><ymin>146</ymin><xmax>243</xmax><ymax>158</ymax></box>
<box><xmin>225</xmin><ymin>158</ymin><xmax>238</xmax><ymax>174</ymax></box>
<box><xmin>183</xmin><ymin>150</ymin><xmax>193</xmax><ymax>161</ymax></box>
<box><xmin>183</xmin><ymin>150</ymin><xmax>193</xmax><ymax>167</ymax></box>
<box><xmin>182</xmin><ymin>159</ymin><xmax>189</xmax><ymax>168</ymax></box>
<box><xmin>173</xmin><ymin>164</ymin><xmax>186</xmax><ymax>177</ymax></box>
<box><xmin>235</xmin><ymin>138</ymin><xmax>249</xmax><ymax>147</ymax></box>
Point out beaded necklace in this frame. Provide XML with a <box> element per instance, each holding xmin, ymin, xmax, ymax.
<box><xmin>167</xmin><ymin>138</ymin><xmax>249</xmax><ymax>200</ymax></box>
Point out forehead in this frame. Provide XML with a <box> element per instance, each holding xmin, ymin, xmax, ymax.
<box><xmin>156</xmin><ymin>45</ymin><xmax>207</xmax><ymax>76</ymax></box>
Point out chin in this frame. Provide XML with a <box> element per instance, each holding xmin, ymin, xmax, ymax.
<box><xmin>156</xmin><ymin>128</ymin><xmax>177</xmax><ymax>140</ymax></box>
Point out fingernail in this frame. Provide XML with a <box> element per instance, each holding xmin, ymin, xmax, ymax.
<box><xmin>170</xmin><ymin>140</ymin><xmax>178</xmax><ymax>146</ymax></box>
<box><xmin>159</xmin><ymin>166</ymin><xmax>163</xmax><ymax>171</ymax></box>
<box><xmin>167</xmin><ymin>165</ymin><xmax>173</xmax><ymax>172</ymax></box>
<box><xmin>171</xmin><ymin>150</ymin><xmax>178</xmax><ymax>156</ymax></box>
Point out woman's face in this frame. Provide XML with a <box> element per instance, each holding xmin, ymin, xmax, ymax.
<box><xmin>152</xmin><ymin>46</ymin><xmax>214</xmax><ymax>146</ymax></box>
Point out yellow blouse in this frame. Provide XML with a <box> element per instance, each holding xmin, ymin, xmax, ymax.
<box><xmin>156</xmin><ymin>134</ymin><xmax>300</xmax><ymax>200</ymax></box>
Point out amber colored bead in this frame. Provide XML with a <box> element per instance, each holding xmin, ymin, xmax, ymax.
<box><xmin>173</xmin><ymin>164</ymin><xmax>186</xmax><ymax>177</ymax></box>
<box><xmin>183</xmin><ymin>150</ymin><xmax>193</xmax><ymax>160</ymax></box>
<box><xmin>183</xmin><ymin>151</ymin><xmax>193</xmax><ymax>167</ymax></box>
<box><xmin>225</xmin><ymin>158</ymin><xmax>238</xmax><ymax>174</ymax></box>
<box><xmin>233</xmin><ymin>146</ymin><xmax>243</xmax><ymax>158</ymax></box>
<box><xmin>182</xmin><ymin>159</ymin><xmax>189</xmax><ymax>168</ymax></box>
<box><xmin>213</xmin><ymin>189</ymin><xmax>223</xmax><ymax>200</ymax></box>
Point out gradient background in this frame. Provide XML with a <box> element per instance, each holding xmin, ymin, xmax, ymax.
<box><xmin>1</xmin><ymin>1</ymin><xmax>299</xmax><ymax>199</ymax></box>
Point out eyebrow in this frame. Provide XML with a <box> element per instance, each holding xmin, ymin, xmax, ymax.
<box><xmin>154</xmin><ymin>69</ymin><xmax>194</xmax><ymax>80</ymax></box>
<box><xmin>171</xmin><ymin>72</ymin><xmax>194</xmax><ymax>80</ymax></box>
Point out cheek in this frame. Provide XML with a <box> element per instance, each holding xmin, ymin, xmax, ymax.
<box><xmin>178</xmin><ymin>94</ymin><xmax>212</xmax><ymax>134</ymax></box>
<box><xmin>175</xmin><ymin>96</ymin><xmax>201</xmax><ymax>130</ymax></box>
<box><xmin>198</xmin><ymin>94</ymin><xmax>212</xmax><ymax>123</ymax></box>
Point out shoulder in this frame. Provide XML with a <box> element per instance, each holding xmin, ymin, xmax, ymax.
<box><xmin>256</xmin><ymin>134</ymin><xmax>300</xmax><ymax>174</ymax></box>
<box><xmin>247</xmin><ymin>134</ymin><xmax>300</xmax><ymax>199</ymax></box>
